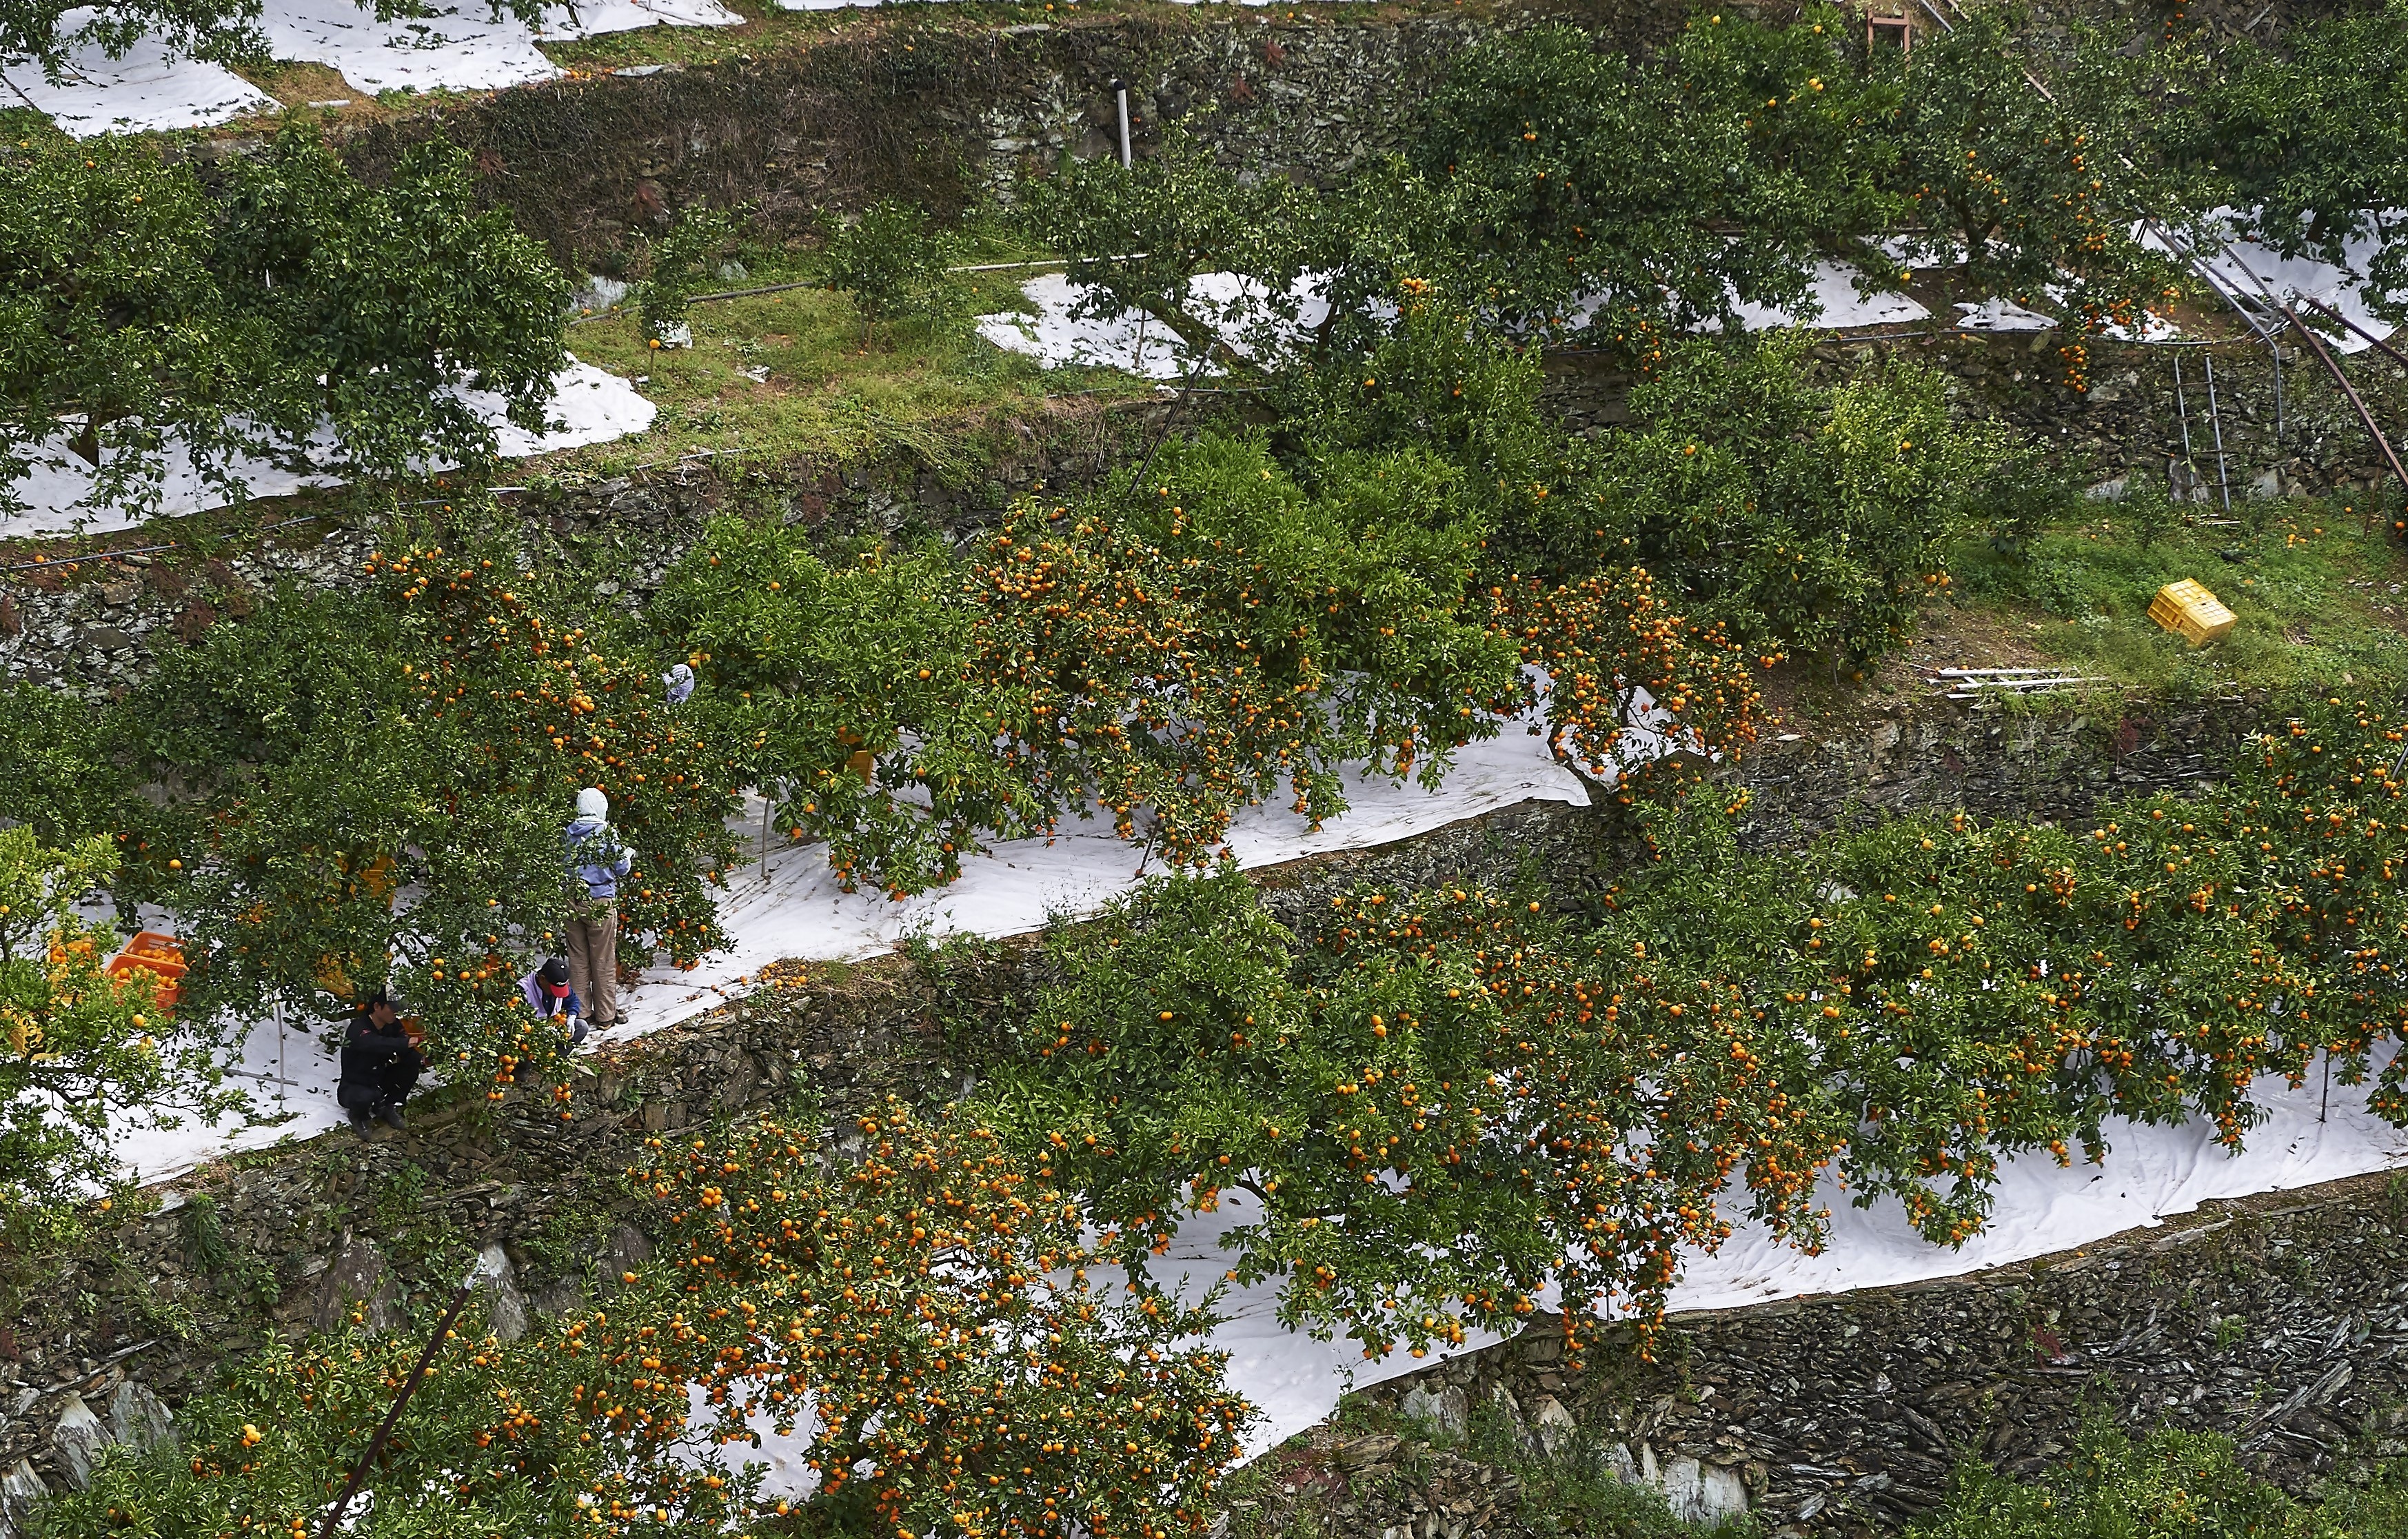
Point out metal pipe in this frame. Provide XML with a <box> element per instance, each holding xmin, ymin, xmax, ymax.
<box><xmin>2173</xmin><ymin>354</ymin><xmax>2197</xmax><ymax>502</ymax></box>
<box><xmin>1111</xmin><ymin>77</ymin><xmax>1133</xmax><ymax>169</ymax></box>
<box><xmin>2300</xmin><ymin>294</ymin><xmax>2408</xmax><ymax>377</ymax></box>
<box><xmin>2204</xmin><ymin>352</ymin><xmax>2233</xmax><ymax>514</ymax></box>
<box><xmin>2280</xmin><ymin>299</ymin><xmax>2408</xmax><ymax>525</ymax></box>
<box><xmin>2272</xmin><ymin>339</ymin><xmax>2284</xmax><ymax>438</ymax></box>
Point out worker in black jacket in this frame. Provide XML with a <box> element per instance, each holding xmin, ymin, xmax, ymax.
<box><xmin>337</xmin><ymin>989</ymin><xmax>423</xmax><ymax>1134</ymax></box>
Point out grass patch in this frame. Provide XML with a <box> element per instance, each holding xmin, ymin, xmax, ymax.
<box><xmin>545</xmin><ymin>232</ymin><xmax>1151</xmax><ymax>483</ymax></box>
<box><xmin>1913</xmin><ymin>1417</ymin><xmax>2408</xmax><ymax>1538</ymax></box>
<box><xmin>1943</xmin><ymin>492</ymin><xmax>2408</xmax><ymax>701</ymax></box>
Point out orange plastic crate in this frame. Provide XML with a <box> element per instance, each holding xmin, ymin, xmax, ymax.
<box><xmin>108</xmin><ymin>932</ymin><xmax>185</xmax><ymax>1011</ymax></box>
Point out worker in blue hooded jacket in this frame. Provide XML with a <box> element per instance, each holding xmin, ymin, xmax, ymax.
<box><xmin>563</xmin><ymin>786</ymin><xmax>634</xmax><ymax>1034</ymax></box>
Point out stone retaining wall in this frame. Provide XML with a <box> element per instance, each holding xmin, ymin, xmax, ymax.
<box><xmin>1322</xmin><ymin>1167</ymin><xmax>2408</xmax><ymax>1536</ymax></box>
<box><xmin>313</xmin><ymin>0</ymin><xmax>2374</xmax><ymax>265</ymax></box>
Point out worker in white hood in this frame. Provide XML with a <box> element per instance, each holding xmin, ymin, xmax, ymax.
<box><xmin>563</xmin><ymin>785</ymin><xmax>634</xmax><ymax>1033</ymax></box>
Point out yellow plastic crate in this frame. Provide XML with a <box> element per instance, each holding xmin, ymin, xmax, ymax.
<box><xmin>2148</xmin><ymin>579</ymin><xmax>2236</xmax><ymax>647</ymax></box>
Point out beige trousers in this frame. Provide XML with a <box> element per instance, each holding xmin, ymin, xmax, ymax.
<box><xmin>564</xmin><ymin>903</ymin><xmax>620</xmax><ymax>1028</ymax></box>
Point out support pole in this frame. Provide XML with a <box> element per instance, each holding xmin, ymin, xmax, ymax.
<box><xmin>1111</xmin><ymin>77</ymin><xmax>1133</xmax><ymax>169</ymax></box>
<box><xmin>2278</xmin><ymin>299</ymin><xmax>2408</xmax><ymax>529</ymax></box>
<box><xmin>2272</xmin><ymin>338</ymin><xmax>2285</xmax><ymax>439</ymax></box>
<box><xmin>2300</xmin><ymin>294</ymin><xmax>2408</xmax><ymax>376</ymax></box>
<box><xmin>316</xmin><ymin>1279</ymin><xmax>477</xmax><ymax>1539</ymax></box>
<box><xmin>2204</xmin><ymin>352</ymin><xmax>2233</xmax><ymax>514</ymax></box>
<box><xmin>2173</xmin><ymin>354</ymin><xmax>2198</xmax><ymax>501</ymax></box>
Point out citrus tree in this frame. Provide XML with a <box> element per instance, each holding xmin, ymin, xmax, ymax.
<box><xmin>1410</xmin><ymin>10</ymin><xmax>1894</xmax><ymax>346</ymax></box>
<box><xmin>638</xmin><ymin>1099</ymin><xmax>1251</xmax><ymax>1539</ymax></box>
<box><xmin>2187</xmin><ymin>0</ymin><xmax>2408</xmax><ymax>323</ymax></box>
<box><xmin>0</xmin><ymin>681</ymin><xmax>125</xmax><ymax>845</ymax></box>
<box><xmin>108</xmin><ymin>514</ymin><xmax>747</xmax><ymax>1090</ymax></box>
<box><xmin>973</xmin><ymin>694</ymin><xmax>2408</xmax><ymax>1349</ymax></box>
<box><xmin>32</xmin><ymin>1276</ymin><xmax>759</xmax><ymax>1539</ymax></box>
<box><xmin>1579</xmin><ymin>334</ymin><xmax>1994</xmax><ymax>665</ymax></box>
<box><xmin>0</xmin><ymin>123</ymin><xmax>567</xmax><ymax>522</ymax></box>
<box><xmin>1015</xmin><ymin>128</ymin><xmax>1309</xmax><ymax>368</ymax></box>
<box><xmin>817</xmin><ymin>199</ymin><xmax>965</xmax><ymax>345</ymax></box>
<box><xmin>975</xmin><ymin>867</ymin><xmax>1841</xmax><ymax>1362</ymax></box>
<box><xmin>654</xmin><ymin>426</ymin><xmax>1760</xmax><ymax>896</ymax></box>
<box><xmin>40</xmin><ymin>1101</ymin><xmax>1251</xmax><ymax>1539</ymax></box>
<box><xmin>1587</xmin><ymin>692</ymin><xmax>2408</xmax><ymax>1243</ymax></box>
<box><xmin>1872</xmin><ymin>6</ymin><xmax>2205</xmax><ymax>340</ymax></box>
<box><xmin>0</xmin><ymin>826</ymin><xmax>236</xmax><ymax>1244</ymax></box>
<box><xmin>632</xmin><ymin>204</ymin><xmax>745</xmax><ymax>340</ymax></box>
<box><xmin>1</xmin><ymin>0</ymin><xmax>261</xmax><ymax>75</ymax></box>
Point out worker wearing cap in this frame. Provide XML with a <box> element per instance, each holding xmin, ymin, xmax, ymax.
<box><xmin>519</xmin><ymin>956</ymin><xmax>588</xmax><ymax>1045</ymax></box>
<box><xmin>337</xmin><ymin>988</ymin><xmax>423</xmax><ymax>1134</ymax></box>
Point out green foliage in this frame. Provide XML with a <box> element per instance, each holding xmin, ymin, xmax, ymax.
<box><xmin>1584</xmin><ymin>334</ymin><xmax>1994</xmax><ymax>663</ymax></box>
<box><xmin>0</xmin><ymin>827</ymin><xmax>236</xmax><ymax>1244</ymax></box>
<box><xmin>0</xmin><ymin>124</ymin><xmax>567</xmax><ymax>522</ymax></box>
<box><xmin>1963</xmin><ymin>453</ymin><xmax>2087</xmax><ymax>567</ymax></box>
<box><xmin>105</xmin><ymin>510</ymin><xmax>746</xmax><ymax>1092</ymax></box>
<box><xmin>816</xmin><ymin>198</ymin><xmax>965</xmax><ymax>342</ymax></box>
<box><xmin>632</xmin><ymin>203</ymin><xmax>745</xmax><ymax>338</ymax></box>
<box><xmin>0</xmin><ymin>680</ymin><xmax>122</xmax><ymax>843</ymax></box>
<box><xmin>1876</xmin><ymin>7</ymin><xmax>2204</xmax><ymax>332</ymax></box>
<box><xmin>1413</xmin><ymin>10</ymin><xmax>1888</xmax><ymax>343</ymax></box>
<box><xmin>0</xmin><ymin>0</ymin><xmax>261</xmax><ymax>77</ymax></box>
<box><xmin>1597</xmin><ymin>693</ymin><xmax>2408</xmax><ymax>1243</ymax></box>
<box><xmin>654</xmin><ymin>429</ymin><xmax>1755</xmax><ymax>895</ymax></box>
<box><xmin>650</xmin><ymin>525</ymin><xmax>1029</xmax><ymax>896</ymax></box>
<box><xmin>1018</xmin><ymin>128</ymin><xmax>1308</xmax><ymax>367</ymax></box>
<box><xmin>976</xmin><ymin>867</ymin><xmax>1833</xmax><ymax>1359</ymax></box>
<box><xmin>637</xmin><ymin>1100</ymin><xmax>1252</xmax><ymax>1539</ymax></box>
<box><xmin>1018</xmin><ymin>6</ymin><xmax>2218</xmax><ymax>365</ymax></box>
<box><xmin>41</xmin><ymin>1101</ymin><xmax>1253</xmax><ymax>1539</ymax></box>
<box><xmin>32</xmin><ymin>1278</ymin><xmax>758</xmax><ymax>1539</ymax></box>
<box><xmin>1912</xmin><ymin>1418</ymin><xmax>2332</xmax><ymax>1538</ymax></box>
<box><xmin>1271</xmin><ymin>294</ymin><xmax>1553</xmax><ymax>514</ymax></box>
<box><xmin>2187</xmin><ymin>0</ymin><xmax>2408</xmax><ymax>324</ymax></box>
<box><xmin>976</xmin><ymin>694</ymin><xmax>2408</xmax><ymax>1353</ymax></box>
<box><xmin>1</xmin><ymin>0</ymin><xmax>545</xmax><ymax>75</ymax></box>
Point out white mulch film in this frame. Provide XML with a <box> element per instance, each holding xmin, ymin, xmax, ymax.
<box><xmin>0</xmin><ymin>359</ymin><xmax>655</xmax><ymax>543</ymax></box>
<box><xmin>976</xmin><ymin>261</ymin><xmax>1936</xmax><ymax>378</ymax></box>
<box><xmin>0</xmin><ymin>0</ymin><xmax>738</xmax><ymax>137</ymax></box>
<box><xmin>683</xmin><ymin>1052</ymin><xmax>2407</xmax><ymax>1489</ymax></box>
<box><xmin>80</xmin><ymin>691</ymin><xmax>2408</xmax><ymax>1471</ymax></box>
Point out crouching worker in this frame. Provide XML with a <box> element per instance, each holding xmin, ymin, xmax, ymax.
<box><xmin>520</xmin><ymin>955</ymin><xmax>587</xmax><ymax>1045</ymax></box>
<box><xmin>338</xmin><ymin>989</ymin><xmax>423</xmax><ymax>1135</ymax></box>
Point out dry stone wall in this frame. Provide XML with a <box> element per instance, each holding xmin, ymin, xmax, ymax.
<box><xmin>1319</xmin><ymin>1169</ymin><xmax>2408</xmax><ymax>1537</ymax></box>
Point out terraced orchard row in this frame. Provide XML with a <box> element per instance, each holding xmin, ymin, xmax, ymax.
<box><xmin>36</xmin><ymin>694</ymin><xmax>2408</xmax><ymax>1538</ymax></box>
<box><xmin>15</xmin><ymin>0</ymin><xmax>2408</xmax><ymax>520</ymax></box>
<box><xmin>0</xmin><ymin>305</ymin><xmax>1974</xmax><ymax>1218</ymax></box>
